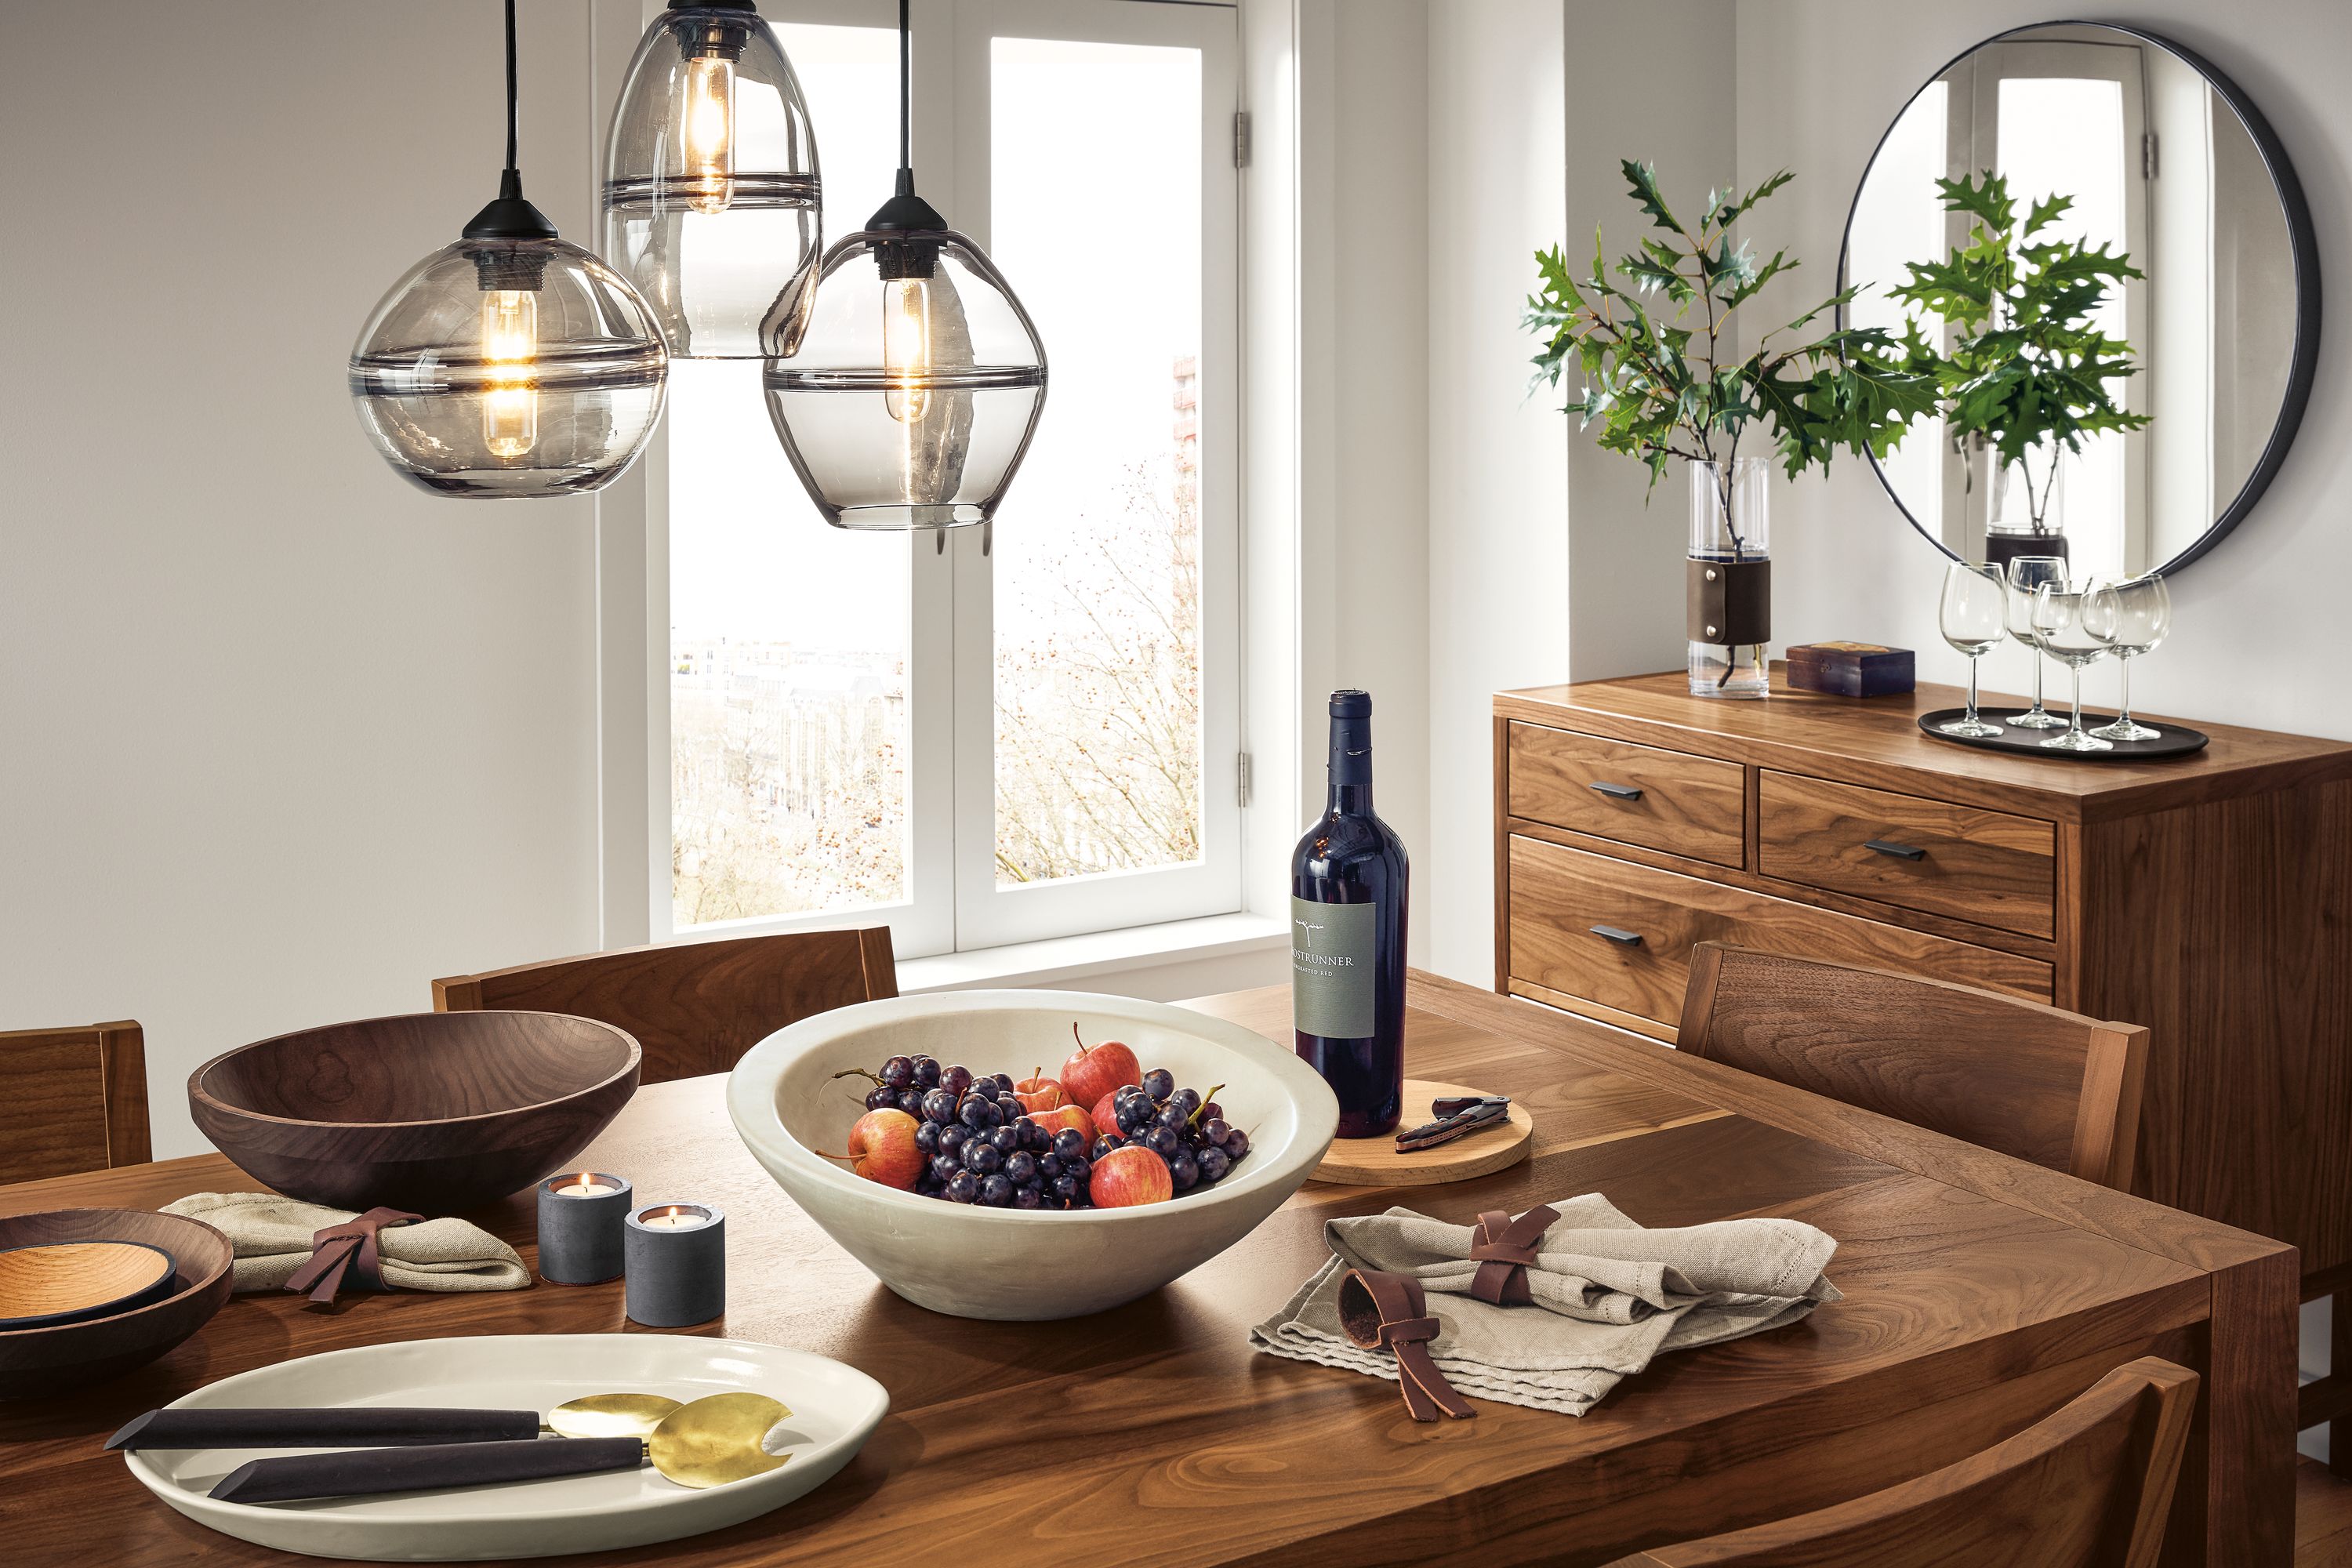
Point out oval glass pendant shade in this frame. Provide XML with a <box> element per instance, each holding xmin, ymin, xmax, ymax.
<box><xmin>764</xmin><ymin>228</ymin><xmax>1047</xmax><ymax>529</ymax></box>
<box><xmin>604</xmin><ymin>2</ymin><xmax>822</xmax><ymax>358</ymax></box>
<box><xmin>350</xmin><ymin>238</ymin><xmax>669</xmax><ymax>499</ymax></box>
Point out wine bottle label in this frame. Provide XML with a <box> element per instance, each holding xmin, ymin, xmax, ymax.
<box><xmin>1292</xmin><ymin>896</ymin><xmax>1377</xmax><ymax>1039</ymax></box>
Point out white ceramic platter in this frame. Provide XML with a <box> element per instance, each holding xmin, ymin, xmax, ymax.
<box><xmin>122</xmin><ymin>1334</ymin><xmax>889</xmax><ymax>1562</ymax></box>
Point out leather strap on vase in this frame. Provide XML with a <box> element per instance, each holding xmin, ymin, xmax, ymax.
<box><xmin>1338</xmin><ymin>1269</ymin><xmax>1475</xmax><ymax>1422</ymax></box>
<box><xmin>283</xmin><ymin>1208</ymin><xmax>423</xmax><ymax>1305</ymax></box>
<box><xmin>1469</xmin><ymin>1204</ymin><xmax>1561</xmax><ymax>1307</ymax></box>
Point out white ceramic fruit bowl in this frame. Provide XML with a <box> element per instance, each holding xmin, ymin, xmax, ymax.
<box><xmin>728</xmin><ymin>990</ymin><xmax>1339</xmax><ymax>1320</ymax></box>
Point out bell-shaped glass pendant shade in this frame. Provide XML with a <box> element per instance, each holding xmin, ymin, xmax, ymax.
<box><xmin>350</xmin><ymin>238</ymin><xmax>670</xmax><ymax>499</ymax></box>
<box><xmin>764</xmin><ymin>227</ymin><xmax>1047</xmax><ymax>529</ymax></box>
<box><xmin>604</xmin><ymin>2</ymin><xmax>822</xmax><ymax>358</ymax></box>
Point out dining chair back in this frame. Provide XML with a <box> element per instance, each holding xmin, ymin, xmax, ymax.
<box><xmin>1677</xmin><ymin>942</ymin><xmax>2147</xmax><ymax>1189</ymax></box>
<box><xmin>434</xmin><ymin>927</ymin><xmax>898</xmax><ymax>1084</ymax></box>
<box><xmin>1624</xmin><ymin>1356</ymin><xmax>2198</xmax><ymax>1567</ymax></box>
<box><xmin>0</xmin><ymin>1021</ymin><xmax>151</xmax><ymax>1181</ymax></box>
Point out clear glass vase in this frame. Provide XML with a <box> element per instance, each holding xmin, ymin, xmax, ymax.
<box><xmin>1986</xmin><ymin>441</ymin><xmax>2067</xmax><ymax>572</ymax></box>
<box><xmin>1688</xmin><ymin>458</ymin><xmax>1771</xmax><ymax>698</ymax></box>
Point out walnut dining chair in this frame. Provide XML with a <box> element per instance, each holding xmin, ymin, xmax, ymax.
<box><xmin>432</xmin><ymin>927</ymin><xmax>898</xmax><ymax>1085</ymax></box>
<box><xmin>1617</xmin><ymin>1356</ymin><xmax>2198</xmax><ymax>1566</ymax></box>
<box><xmin>0</xmin><ymin>1021</ymin><xmax>151</xmax><ymax>1181</ymax></box>
<box><xmin>1676</xmin><ymin>942</ymin><xmax>2148</xmax><ymax>1191</ymax></box>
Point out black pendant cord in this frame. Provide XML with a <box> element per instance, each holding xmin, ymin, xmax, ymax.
<box><xmin>898</xmin><ymin>0</ymin><xmax>912</xmax><ymax>175</ymax></box>
<box><xmin>463</xmin><ymin>0</ymin><xmax>557</xmax><ymax>241</ymax></box>
<box><xmin>504</xmin><ymin>0</ymin><xmax>521</xmax><ymax>179</ymax></box>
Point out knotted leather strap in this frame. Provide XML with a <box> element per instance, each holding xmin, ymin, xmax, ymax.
<box><xmin>1338</xmin><ymin>1269</ymin><xmax>1475</xmax><ymax>1421</ymax></box>
<box><xmin>1469</xmin><ymin>1203</ymin><xmax>1561</xmax><ymax>1307</ymax></box>
<box><xmin>282</xmin><ymin>1208</ymin><xmax>422</xmax><ymax>1305</ymax></box>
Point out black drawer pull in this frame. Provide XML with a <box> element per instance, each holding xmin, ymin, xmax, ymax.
<box><xmin>1589</xmin><ymin>924</ymin><xmax>1645</xmax><ymax>947</ymax></box>
<box><xmin>1588</xmin><ymin>781</ymin><xmax>1645</xmax><ymax>801</ymax></box>
<box><xmin>1865</xmin><ymin>839</ymin><xmax>1928</xmax><ymax>862</ymax></box>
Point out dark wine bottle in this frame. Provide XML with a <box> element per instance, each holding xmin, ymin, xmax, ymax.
<box><xmin>1290</xmin><ymin>689</ymin><xmax>1408</xmax><ymax>1138</ymax></box>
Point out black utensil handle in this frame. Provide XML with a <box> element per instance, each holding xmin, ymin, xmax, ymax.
<box><xmin>108</xmin><ymin>1407</ymin><xmax>541</xmax><ymax>1452</ymax></box>
<box><xmin>1864</xmin><ymin>839</ymin><xmax>1928</xmax><ymax>862</ymax></box>
<box><xmin>1589</xmin><ymin>924</ymin><xmax>1644</xmax><ymax>947</ymax></box>
<box><xmin>1588</xmin><ymin>781</ymin><xmax>1644</xmax><ymax>800</ymax></box>
<box><xmin>210</xmin><ymin>1437</ymin><xmax>644</xmax><ymax>1504</ymax></box>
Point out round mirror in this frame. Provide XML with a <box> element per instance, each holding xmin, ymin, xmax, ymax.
<box><xmin>1841</xmin><ymin>23</ymin><xmax>2318</xmax><ymax>578</ymax></box>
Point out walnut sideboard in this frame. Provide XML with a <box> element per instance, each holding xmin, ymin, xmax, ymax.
<box><xmin>1493</xmin><ymin>670</ymin><xmax>2352</xmax><ymax>1430</ymax></box>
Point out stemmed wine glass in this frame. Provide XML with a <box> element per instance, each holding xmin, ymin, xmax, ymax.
<box><xmin>2004</xmin><ymin>556</ymin><xmax>2070</xmax><ymax>728</ymax></box>
<box><xmin>2081</xmin><ymin>573</ymin><xmax>2170</xmax><ymax>742</ymax></box>
<box><xmin>1936</xmin><ymin>562</ymin><xmax>2009</xmax><ymax>738</ymax></box>
<box><xmin>2028</xmin><ymin>581</ymin><xmax>2114</xmax><ymax>753</ymax></box>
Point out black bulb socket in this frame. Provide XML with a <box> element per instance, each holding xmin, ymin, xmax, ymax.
<box><xmin>463</xmin><ymin>169</ymin><xmax>559</xmax><ymax>244</ymax></box>
<box><xmin>670</xmin><ymin>2</ymin><xmax>753</xmax><ymax>60</ymax></box>
<box><xmin>869</xmin><ymin>169</ymin><xmax>947</xmax><ymax>280</ymax></box>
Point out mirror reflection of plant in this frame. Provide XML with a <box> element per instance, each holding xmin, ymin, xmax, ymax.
<box><xmin>1891</xmin><ymin>172</ymin><xmax>2149</xmax><ymax>534</ymax></box>
<box><xmin>1525</xmin><ymin>161</ymin><xmax>1935</xmax><ymax>559</ymax></box>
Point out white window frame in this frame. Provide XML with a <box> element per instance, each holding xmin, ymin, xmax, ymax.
<box><xmin>597</xmin><ymin>0</ymin><xmax>1251</xmax><ymax>964</ymax></box>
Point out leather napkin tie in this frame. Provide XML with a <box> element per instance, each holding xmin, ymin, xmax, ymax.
<box><xmin>283</xmin><ymin>1207</ymin><xmax>423</xmax><ymax>1305</ymax></box>
<box><xmin>1468</xmin><ymin>1203</ymin><xmax>1561</xmax><ymax>1306</ymax></box>
<box><xmin>1338</xmin><ymin>1269</ymin><xmax>1475</xmax><ymax>1422</ymax></box>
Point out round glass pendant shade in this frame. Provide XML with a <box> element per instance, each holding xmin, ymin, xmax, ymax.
<box><xmin>764</xmin><ymin>231</ymin><xmax>1047</xmax><ymax>530</ymax></box>
<box><xmin>349</xmin><ymin>238</ymin><xmax>669</xmax><ymax>499</ymax></box>
<box><xmin>604</xmin><ymin>3</ymin><xmax>822</xmax><ymax>358</ymax></box>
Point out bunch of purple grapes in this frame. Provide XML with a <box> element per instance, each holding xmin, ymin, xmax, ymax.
<box><xmin>866</xmin><ymin>1053</ymin><xmax>1094</xmax><ymax>1209</ymax></box>
<box><xmin>1090</xmin><ymin>1067</ymin><xmax>1251</xmax><ymax>1196</ymax></box>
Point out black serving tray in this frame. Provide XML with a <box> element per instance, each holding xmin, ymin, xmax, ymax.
<box><xmin>1918</xmin><ymin>708</ymin><xmax>2210</xmax><ymax>760</ymax></box>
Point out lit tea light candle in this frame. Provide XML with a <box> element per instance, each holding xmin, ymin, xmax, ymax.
<box><xmin>624</xmin><ymin>1203</ymin><xmax>726</xmax><ymax>1327</ymax></box>
<box><xmin>535</xmin><ymin>1171</ymin><xmax>631</xmax><ymax>1285</ymax></box>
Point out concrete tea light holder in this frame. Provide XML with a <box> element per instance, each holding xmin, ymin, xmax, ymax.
<box><xmin>535</xmin><ymin>1173</ymin><xmax>633</xmax><ymax>1285</ymax></box>
<box><xmin>623</xmin><ymin>1203</ymin><xmax>725</xmax><ymax>1327</ymax></box>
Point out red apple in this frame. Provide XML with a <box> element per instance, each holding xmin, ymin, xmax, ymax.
<box><xmin>1062</xmin><ymin>1023</ymin><xmax>1142</xmax><ymax>1113</ymax></box>
<box><xmin>826</xmin><ymin>1108</ymin><xmax>924</xmax><ymax>1189</ymax></box>
<box><xmin>1088</xmin><ymin>1145</ymin><xmax>1173</xmax><ymax>1207</ymax></box>
<box><xmin>1024</xmin><ymin>1104</ymin><xmax>1097</xmax><ymax>1144</ymax></box>
<box><xmin>1089</xmin><ymin>1091</ymin><xmax>1120</xmax><ymax>1131</ymax></box>
<box><xmin>1013</xmin><ymin>1067</ymin><xmax>1066</xmax><ymax>1114</ymax></box>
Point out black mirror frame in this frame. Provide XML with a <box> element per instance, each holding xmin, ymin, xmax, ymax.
<box><xmin>1836</xmin><ymin>20</ymin><xmax>2321</xmax><ymax>577</ymax></box>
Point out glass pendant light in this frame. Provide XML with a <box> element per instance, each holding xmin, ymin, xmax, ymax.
<box><xmin>604</xmin><ymin>2</ymin><xmax>822</xmax><ymax>358</ymax></box>
<box><xmin>350</xmin><ymin>1</ymin><xmax>668</xmax><ymax>499</ymax></box>
<box><xmin>763</xmin><ymin>0</ymin><xmax>1047</xmax><ymax>530</ymax></box>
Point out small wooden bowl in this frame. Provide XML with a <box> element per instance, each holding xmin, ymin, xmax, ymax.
<box><xmin>0</xmin><ymin>1210</ymin><xmax>234</xmax><ymax>1400</ymax></box>
<box><xmin>189</xmin><ymin>1011</ymin><xmax>641</xmax><ymax>1214</ymax></box>
<box><xmin>0</xmin><ymin>1239</ymin><xmax>176</xmax><ymax>1329</ymax></box>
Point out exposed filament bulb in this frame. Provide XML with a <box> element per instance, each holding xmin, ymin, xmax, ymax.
<box><xmin>481</xmin><ymin>288</ymin><xmax>539</xmax><ymax>459</ymax></box>
<box><xmin>883</xmin><ymin>278</ymin><xmax>931</xmax><ymax>423</ymax></box>
<box><xmin>683</xmin><ymin>56</ymin><xmax>736</xmax><ymax>215</ymax></box>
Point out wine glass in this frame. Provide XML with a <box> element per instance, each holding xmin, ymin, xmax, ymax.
<box><xmin>2004</xmin><ymin>556</ymin><xmax>2069</xmax><ymax>728</ymax></box>
<box><xmin>2081</xmin><ymin>573</ymin><xmax>2170</xmax><ymax>742</ymax></box>
<box><xmin>1936</xmin><ymin>563</ymin><xmax>2008</xmax><ymax>738</ymax></box>
<box><xmin>2028</xmin><ymin>582</ymin><xmax>2114</xmax><ymax>753</ymax></box>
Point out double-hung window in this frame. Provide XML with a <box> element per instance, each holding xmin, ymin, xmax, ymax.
<box><xmin>659</xmin><ymin>0</ymin><xmax>1240</xmax><ymax>959</ymax></box>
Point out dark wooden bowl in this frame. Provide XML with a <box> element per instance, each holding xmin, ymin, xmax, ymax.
<box><xmin>0</xmin><ymin>1210</ymin><xmax>234</xmax><ymax>1400</ymax></box>
<box><xmin>188</xmin><ymin>1011</ymin><xmax>641</xmax><ymax>1214</ymax></box>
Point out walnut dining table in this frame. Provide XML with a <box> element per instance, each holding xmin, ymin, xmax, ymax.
<box><xmin>0</xmin><ymin>974</ymin><xmax>2297</xmax><ymax>1566</ymax></box>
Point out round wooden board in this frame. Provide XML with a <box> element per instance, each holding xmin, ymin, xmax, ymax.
<box><xmin>1311</xmin><ymin>1079</ymin><xmax>1533</xmax><ymax>1187</ymax></box>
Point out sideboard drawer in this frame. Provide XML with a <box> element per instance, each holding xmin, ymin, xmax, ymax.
<box><xmin>1507</xmin><ymin>722</ymin><xmax>1745</xmax><ymax>868</ymax></box>
<box><xmin>1758</xmin><ymin>771</ymin><xmax>2056</xmax><ymax>938</ymax></box>
<box><xmin>1506</xmin><ymin>835</ymin><xmax>2053</xmax><ymax>1029</ymax></box>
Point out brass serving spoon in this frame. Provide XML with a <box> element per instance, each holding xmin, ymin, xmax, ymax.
<box><xmin>209</xmin><ymin>1393</ymin><xmax>794</xmax><ymax>1504</ymax></box>
<box><xmin>111</xmin><ymin>1393</ymin><xmax>685</xmax><ymax>1452</ymax></box>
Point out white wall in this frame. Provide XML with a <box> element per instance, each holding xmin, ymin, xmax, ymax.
<box><xmin>1425</xmin><ymin>0</ymin><xmax>1570</xmax><ymax>986</ymax></box>
<box><xmin>0</xmin><ymin>1</ymin><xmax>610</xmax><ymax>1158</ymax></box>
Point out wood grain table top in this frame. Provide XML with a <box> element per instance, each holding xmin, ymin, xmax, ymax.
<box><xmin>1497</xmin><ymin>670</ymin><xmax>2352</xmax><ymax>821</ymax></box>
<box><xmin>0</xmin><ymin>975</ymin><xmax>2298</xmax><ymax>1566</ymax></box>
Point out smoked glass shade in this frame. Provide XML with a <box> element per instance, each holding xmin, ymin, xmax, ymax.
<box><xmin>604</xmin><ymin>2</ymin><xmax>822</xmax><ymax>358</ymax></box>
<box><xmin>349</xmin><ymin>238</ymin><xmax>670</xmax><ymax>499</ymax></box>
<box><xmin>764</xmin><ymin>230</ymin><xmax>1047</xmax><ymax>530</ymax></box>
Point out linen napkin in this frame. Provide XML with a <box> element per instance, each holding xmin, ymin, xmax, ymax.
<box><xmin>162</xmin><ymin>1192</ymin><xmax>531</xmax><ymax>1295</ymax></box>
<box><xmin>1250</xmin><ymin>1193</ymin><xmax>1840</xmax><ymax>1416</ymax></box>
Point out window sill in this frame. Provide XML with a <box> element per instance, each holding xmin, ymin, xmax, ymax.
<box><xmin>895</xmin><ymin>913</ymin><xmax>1289</xmax><ymax>996</ymax></box>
